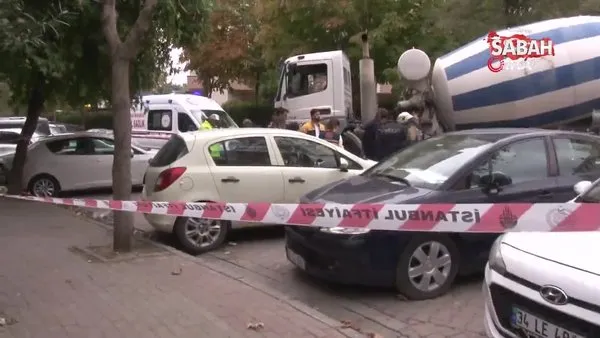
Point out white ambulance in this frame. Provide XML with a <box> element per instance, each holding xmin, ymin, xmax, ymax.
<box><xmin>131</xmin><ymin>94</ymin><xmax>238</xmax><ymax>139</ymax></box>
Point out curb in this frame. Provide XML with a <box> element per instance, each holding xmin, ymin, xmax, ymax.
<box><xmin>63</xmin><ymin>206</ymin><xmax>365</xmax><ymax>338</ymax></box>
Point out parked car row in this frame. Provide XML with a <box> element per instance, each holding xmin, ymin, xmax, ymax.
<box><xmin>137</xmin><ymin>127</ymin><xmax>599</xmax><ymax>338</ymax></box>
<box><xmin>0</xmin><ymin>132</ymin><xmax>156</xmax><ymax>195</ymax></box>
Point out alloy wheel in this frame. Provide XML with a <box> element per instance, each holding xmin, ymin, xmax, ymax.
<box><xmin>407</xmin><ymin>241</ymin><xmax>452</xmax><ymax>292</ymax></box>
<box><xmin>32</xmin><ymin>178</ymin><xmax>56</xmax><ymax>197</ymax></box>
<box><xmin>183</xmin><ymin>217</ymin><xmax>223</xmax><ymax>247</ymax></box>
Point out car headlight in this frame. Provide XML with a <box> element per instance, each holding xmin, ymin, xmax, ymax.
<box><xmin>488</xmin><ymin>235</ymin><xmax>507</xmax><ymax>275</ymax></box>
<box><xmin>319</xmin><ymin>227</ymin><xmax>371</xmax><ymax>235</ymax></box>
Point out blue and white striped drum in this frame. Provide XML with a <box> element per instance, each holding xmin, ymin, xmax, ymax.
<box><xmin>431</xmin><ymin>16</ymin><xmax>600</xmax><ymax>130</ymax></box>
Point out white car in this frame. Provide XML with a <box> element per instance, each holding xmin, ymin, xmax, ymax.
<box><xmin>3</xmin><ymin>132</ymin><xmax>155</xmax><ymax>196</ymax></box>
<box><xmin>142</xmin><ymin>128</ymin><xmax>377</xmax><ymax>254</ymax></box>
<box><xmin>0</xmin><ymin>128</ymin><xmax>44</xmax><ymax>144</ymax></box>
<box><xmin>483</xmin><ymin>181</ymin><xmax>600</xmax><ymax>338</ymax></box>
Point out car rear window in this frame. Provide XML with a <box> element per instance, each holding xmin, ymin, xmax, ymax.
<box><xmin>149</xmin><ymin>135</ymin><xmax>189</xmax><ymax>167</ymax></box>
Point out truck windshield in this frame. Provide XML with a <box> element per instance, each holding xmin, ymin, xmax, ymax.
<box><xmin>190</xmin><ymin>110</ymin><xmax>238</xmax><ymax>128</ymax></box>
<box><xmin>363</xmin><ymin>134</ymin><xmax>506</xmax><ymax>190</ymax></box>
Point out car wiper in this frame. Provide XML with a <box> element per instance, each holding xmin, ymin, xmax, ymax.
<box><xmin>374</xmin><ymin>173</ymin><xmax>411</xmax><ymax>186</ymax></box>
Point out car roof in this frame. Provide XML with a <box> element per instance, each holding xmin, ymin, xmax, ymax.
<box><xmin>35</xmin><ymin>131</ymin><xmax>115</xmax><ymax>142</ymax></box>
<box><xmin>444</xmin><ymin>128</ymin><xmax>600</xmax><ymax>140</ymax></box>
<box><xmin>183</xmin><ymin>128</ymin><xmax>317</xmax><ymax>141</ymax></box>
<box><xmin>0</xmin><ymin>128</ymin><xmax>22</xmax><ymax>134</ymax></box>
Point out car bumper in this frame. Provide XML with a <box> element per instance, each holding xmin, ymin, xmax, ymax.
<box><xmin>483</xmin><ymin>263</ymin><xmax>600</xmax><ymax>338</ymax></box>
<box><xmin>141</xmin><ymin>188</ymin><xmax>176</xmax><ymax>233</ymax></box>
<box><xmin>284</xmin><ymin>226</ymin><xmax>397</xmax><ymax>287</ymax></box>
<box><xmin>483</xmin><ymin>265</ymin><xmax>515</xmax><ymax>338</ymax></box>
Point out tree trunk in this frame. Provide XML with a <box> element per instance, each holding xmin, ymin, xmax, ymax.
<box><xmin>111</xmin><ymin>58</ymin><xmax>134</xmax><ymax>252</ymax></box>
<box><xmin>102</xmin><ymin>0</ymin><xmax>158</xmax><ymax>253</ymax></box>
<box><xmin>8</xmin><ymin>74</ymin><xmax>45</xmax><ymax>195</ymax></box>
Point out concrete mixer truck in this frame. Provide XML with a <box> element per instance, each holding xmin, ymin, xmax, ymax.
<box><xmin>273</xmin><ymin>16</ymin><xmax>600</xmax><ymax>141</ymax></box>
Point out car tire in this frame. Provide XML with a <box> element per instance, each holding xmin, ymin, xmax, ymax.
<box><xmin>173</xmin><ymin>215</ymin><xmax>230</xmax><ymax>255</ymax></box>
<box><xmin>28</xmin><ymin>174</ymin><xmax>61</xmax><ymax>197</ymax></box>
<box><xmin>395</xmin><ymin>234</ymin><xmax>460</xmax><ymax>300</ymax></box>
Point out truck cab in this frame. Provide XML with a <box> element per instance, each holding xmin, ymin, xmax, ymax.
<box><xmin>132</xmin><ymin>94</ymin><xmax>238</xmax><ymax>136</ymax></box>
<box><xmin>274</xmin><ymin>51</ymin><xmax>353</xmax><ymax>125</ymax></box>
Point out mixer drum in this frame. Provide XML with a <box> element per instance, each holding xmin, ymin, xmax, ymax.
<box><xmin>431</xmin><ymin>16</ymin><xmax>600</xmax><ymax>130</ymax></box>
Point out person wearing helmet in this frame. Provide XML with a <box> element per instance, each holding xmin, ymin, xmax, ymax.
<box><xmin>397</xmin><ymin>111</ymin><xmax>422</xmax><ymax>144</ymax></box>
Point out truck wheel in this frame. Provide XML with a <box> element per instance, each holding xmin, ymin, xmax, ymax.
<box><xmin>395</xmin><ymin>234</ymin><xmax>460</xmax><ymax>300</ymax></box>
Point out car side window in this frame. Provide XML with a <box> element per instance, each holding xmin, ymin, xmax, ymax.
<box><xmin>46</xmin><ymin>138</ymin><xmax>96</xmax><ymax>155</ymax></box>
<box><xmin>553</xmin><ymin>137</ymin><xmax>600</xmax><ymax>175</ymax></box>
<box><xmin>178</xmin><ymin>112</ymin><xmax>197</xmax><ymax>132</ymax></box>
<box><xmin>209</xmin><ymin>137</ymin><xmax>271</xmax><ymax>166</ymax></box>
<box><xmin>148</xmin><ymin>110</ymin><xmax>172</xmax><ymax>131</ymax></box>
<box><xmin>469</xmin><ymin>138</ymin><xmax>548</xmax><ymax>189</ymax></box>
<box><xmin>274</xmin><ymin>137</ymin><xmax>339</xmax><ymax>169</ymax></box>
<box><xmin>0</xmin><ymin>132</ymin><xmax>20</xmax><ymax>144</ymax></box>
<box><xmin>91</xmin><ymin>138</ymin><xmax>115</xmax><ymax>155</ymax></box>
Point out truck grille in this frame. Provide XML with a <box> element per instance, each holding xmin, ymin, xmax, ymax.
<box><xmin>489</xmin><ymin>284</ymin><xmax>600</xmax><ymax>336</ymax></box>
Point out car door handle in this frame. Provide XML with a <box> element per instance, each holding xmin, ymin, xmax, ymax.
<box><xmin>221</xmin><ymin>176</ymin><xmax>239</xmax><ymax>183</ymax></box>
<box><xmin>538</xmin><ymin>191</ymin><xmax>553</xmax><ymax>199</ymax></box>
<box><xmin>288</xmin><ymin>177</ymin><xmax>305</xmax><ymax>183</ymax></box>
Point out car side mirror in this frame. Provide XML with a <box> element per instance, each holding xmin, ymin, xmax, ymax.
<box><xmin>339</xmin><ymin>158</ymin><xmax>349</xmax><ymax>172</ymax></box>
<box><xmin>574</xmin><ymin>180</ymin><xmax>592</xmax><ymax>195</ymax></box>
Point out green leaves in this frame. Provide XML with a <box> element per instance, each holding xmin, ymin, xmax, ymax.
<box><xmin>0</xmin><ymin>0</ymin><xmax>211</xmax><ymax>109</ymax></box>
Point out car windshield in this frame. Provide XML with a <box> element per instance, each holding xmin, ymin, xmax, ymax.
<box><xmin>363</xmin><ymin>134</ymin><xmax>504</xmax><ymax>189</ymax></box>
<box><xmin>190</xmin><ymin>109</ymin><xmax>238</xmax><ymax>128</ymax></box>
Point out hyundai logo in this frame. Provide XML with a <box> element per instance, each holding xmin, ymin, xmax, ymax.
<box><xmin>540</xmin><ymin>285</ymin><xmax>569</xmax><ymax>305</ymax></box>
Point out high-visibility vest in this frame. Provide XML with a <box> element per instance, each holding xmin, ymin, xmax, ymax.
<box><xmin>200</xmin><ymin>120</ymin><xmax>213</xmax><ymax>130</ymax></box>
<box><xmin>209</xmin><ymin>143</ymin><xmax>224</xmax><ymax>158</ymax></box>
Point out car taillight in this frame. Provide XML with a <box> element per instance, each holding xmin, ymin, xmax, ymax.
<box><xmin>154</xmin><ymin>167</ymin><xmax>186</xmax><ymax>192</ymax></box>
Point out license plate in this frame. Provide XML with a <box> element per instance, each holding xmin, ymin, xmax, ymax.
<box><xmin>286</xmin><ymin>248</ymin><xmax>306</xmax><ymax>270</ymax></box>
<box><xmin>512</xmin><ymin>307</ymin><xmax>584</xmax><ymax>338</ymax></box>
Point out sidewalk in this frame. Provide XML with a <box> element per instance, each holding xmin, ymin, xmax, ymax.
<box><xmin>0</xmin><ymin>197</ymin><xmax>358</xmax><ymax>338</ymax></box>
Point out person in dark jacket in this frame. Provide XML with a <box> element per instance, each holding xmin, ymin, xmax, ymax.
<box><xmin>372</xmin><ymin>108</ymin><xmax>407</xmax><ymax>161</ymax></box>
<box><xmin>242</xmin><ymin>118</ymin><xmax>254</xmax><ymax>127</ymax></box>
<box><xmin>362</xmin><ymin>108</ymin><xmax>384</xmax><ymax>160</ymax></box>
<box><xmin>286</xmin><ymin>121</ymin><xmax>300</xmax><ymax>131</ymax></box>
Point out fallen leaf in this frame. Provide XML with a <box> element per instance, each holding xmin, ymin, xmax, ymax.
<box><xmin>246</xmin><ymin>321</ymin><xmax>264</xmax><ymax>330</ymax></box>
<box><xmin>224</xmin><ymin>251</ymin><xmax>231</xmax><ymax>255</ymax></box>
<box><xmin>366</xmin><ymin>333</ymin><xmax>384</xmax><ymax>338</ymax></box>
<box><xmin>340</xmin><ymin>320</ymin><xmax>361</xmax><ymax>331</ymax></box>
<box><xmin>0</xmin><ymin>317</ymin><xmax>5</xmax><ymax>326</ymax></box>
<box><xmin>228</xmin><ymin>242</ymin><xmax>237</xmax><ymax>246</ymax></box>
<box><xmin>171</xmin><ymin>267</ymin><xmax>183</xmax><ymax>275</ymax></box>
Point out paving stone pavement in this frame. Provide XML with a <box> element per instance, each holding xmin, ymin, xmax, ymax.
<box><xmin>203</xmin><ymin>234</ymin><xmax>487</xmax><ymax>338</ymax></box>
<box><xmin>0</xmin><ymin>197</ymin><xmax>360</xmax><ymax>338</ymax></box>
<box><xmin>78</xmin><ymin>192</ymin><xmax>488</xmax><ymax>338</ymax></box>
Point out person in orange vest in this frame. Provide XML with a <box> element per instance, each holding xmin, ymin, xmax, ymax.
<box><xmin>299</xmin><ymin>109</ymin><xmax>325</xmax><ymax>137</ymax></box>
<box><xmin>321</xmin><ymin>117</ymin><xmax>343</xmax><ymax>148</ymax></box>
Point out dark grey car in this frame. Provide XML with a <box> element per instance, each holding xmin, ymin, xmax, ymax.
<box><xmin>286</xmin><ymin>128</ymin><xmax>600</xmax><ymax>299</ymax></box>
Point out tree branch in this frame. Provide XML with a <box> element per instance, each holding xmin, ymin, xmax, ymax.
<box><xmin>102</xmin><ymin>0</ymin><xmax>121</xmax><ymax>54</ymax></box>
<box><xmin>123</xmin><ymin>0</ymin><xmax>159</xmax><ymax>60</ymax></box>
